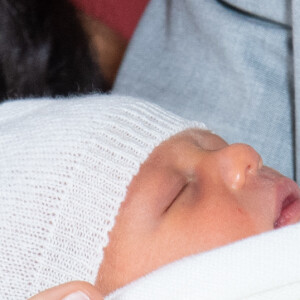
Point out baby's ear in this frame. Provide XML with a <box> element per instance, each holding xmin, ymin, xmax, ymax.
<box><xmin>28</xmin><ymin>281</ymin><xmax>103</xmax><ymax>300</ymax></box>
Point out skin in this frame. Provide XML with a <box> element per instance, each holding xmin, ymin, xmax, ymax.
<box><xmin>96</xmin><ymin>128</ymin><xmax>289</xmax><ymax>295</ymax></box>
<box><xmin>28</xmin><ymin>281</ymin><xmax>103</xmax><ymax>300</ymax></box>
<box><xmin>79</xmin><ymin>12</ymin><xmax>127</xmax><ymax>88</ymax></box>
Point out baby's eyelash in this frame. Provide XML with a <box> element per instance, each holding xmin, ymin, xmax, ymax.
<box><xmin>164</xmin><ymin>182</ymin><xmax>189</xmax><ymax>213</ymax></box>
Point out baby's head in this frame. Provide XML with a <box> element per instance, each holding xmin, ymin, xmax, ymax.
<box><xmin>3</xmin><ymin>97</ymin><xmax>300</xmax><ymax>298</ymax></box>
<box><xmin>97</xmin><ymin>128</ymin><xmax>300</xmax><ymax>295</ymax></box>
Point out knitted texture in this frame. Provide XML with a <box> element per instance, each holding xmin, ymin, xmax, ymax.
<box><xmin>0</xmin><ymin>94</ymin><xmax>206</xmax><ymax>299</ymax></box>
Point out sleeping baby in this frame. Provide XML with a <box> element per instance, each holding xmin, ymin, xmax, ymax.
<box><xmin>1</xmin><ymin>95</ymin><xmax>300</xmax><ymax>299</ymax></box>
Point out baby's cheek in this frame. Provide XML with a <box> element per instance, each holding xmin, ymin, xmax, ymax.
<box><xmin>161</xmin><ymin>199</ymin><xmax>259</xmax><ymax>255</ymax></box>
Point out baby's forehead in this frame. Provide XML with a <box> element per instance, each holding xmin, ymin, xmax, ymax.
<box><xmin>156</xmin><ymin>128</ymin><xmax>226</xmax><ymax>152</ymax></box>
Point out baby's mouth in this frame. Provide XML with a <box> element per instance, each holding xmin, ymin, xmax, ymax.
<box><xmin>273</xmin><ymin>178</ymin><xmax>300</xmax><ymax>229</ymax></box>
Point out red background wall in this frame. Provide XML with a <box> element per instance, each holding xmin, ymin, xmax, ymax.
<box><xmin>69</xmin><ymin>0</ymin><xmax>150</xmax><ymax>41</ymax></box>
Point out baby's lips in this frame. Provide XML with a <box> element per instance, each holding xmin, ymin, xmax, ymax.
<box><xmin>274</xmin><ymin>200</ymin><xmax>300</xmax><ymax>228</ymax></box>
<box><xmin>273</xmin><ymin>177</ymin><xmax>300</xmax><ymax>229</ymax></box>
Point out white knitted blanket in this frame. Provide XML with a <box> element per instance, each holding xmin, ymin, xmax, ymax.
<box><xmin>107</xmin><ymin>222</ymin><xmax>300</xmax><ymax>300</ymax></box>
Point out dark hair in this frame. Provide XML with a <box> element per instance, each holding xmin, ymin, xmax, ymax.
<box><xmin>0</xmin><ymin>0</ymin><xmax>108</xmax><ymax>101</ymax></box>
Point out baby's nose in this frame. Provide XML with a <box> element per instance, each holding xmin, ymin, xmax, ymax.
<box><xmin>216</xmin><ymin>143</ymin><xmax>263</xmax><ymax>189</ymax></box>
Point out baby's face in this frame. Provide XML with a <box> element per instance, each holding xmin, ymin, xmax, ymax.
<box><xmin>97</xmin><ymin>129</ymin><xmax>300</xmax><ymax>295</ymax></box>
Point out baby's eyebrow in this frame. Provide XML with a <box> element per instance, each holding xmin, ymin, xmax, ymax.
<box><xmin>187</xmin><ymin>130</ymin><xmax>209</xmax><ymax>148</ymax></box>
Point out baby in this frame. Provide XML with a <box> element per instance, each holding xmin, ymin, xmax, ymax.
<box><xmin>1</xmin><ymin>95</ymin><xmax>300</xmax><ymax>299</ymax></box>
<box><xmin>97</xmin><ymin>129</ymin><xmax>300</xmax><ymax>295</ymax></box>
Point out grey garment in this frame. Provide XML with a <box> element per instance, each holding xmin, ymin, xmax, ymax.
<box><xmin>113</xmin><ymin>0</ymin><xmax>296</xmax><ymax>180</ymax></box>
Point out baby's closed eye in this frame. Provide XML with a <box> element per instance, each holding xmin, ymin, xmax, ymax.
<box><xmin>149</xmin><ymin>171</ymin><xmax>186</xmax><ymax>214</ymax></box>
<box><xmin>165</xmin><ymin>182</ymin><xmax>190</xmax><ymax>213</ymax></box>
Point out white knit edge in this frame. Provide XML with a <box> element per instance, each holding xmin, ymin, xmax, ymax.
<box><xmin>31</xmin><ymin>97</ymin><xmax>208</xmax><ymax>291</ymax></box>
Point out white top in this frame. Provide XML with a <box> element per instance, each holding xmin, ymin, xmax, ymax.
<box><xmin>0</xmin><ymin>94</ymin><xmax>204</xmax><ymax>299</ymax></box>
<box><xmin>107</xmin><ymin>222</ymin><xmax>300</xmax><ymax>300</ymax></box>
